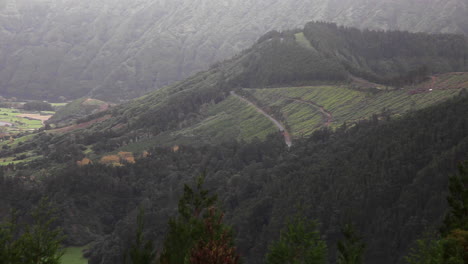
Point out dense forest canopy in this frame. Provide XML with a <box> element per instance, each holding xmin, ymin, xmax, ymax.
<box><xmin>1</xmin><ymin>91</ymin><xmax>467</xmax><ymax>263</ymax></box>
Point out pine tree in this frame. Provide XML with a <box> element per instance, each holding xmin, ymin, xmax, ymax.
<box><xmin>441</xmin><ymin>161</ymin><xmax>468</xmax><ymax>235</ymax></box>
<box><xmin>0</xmin><ymin>211</ymin><xmax>20</xmax><ymax>264</ymax></box>
<box><xmin>337</xmin><ymin>224</ymin><xmax>366</xmax><ymax>264</ymax></box>
<box><xmin>404</xmin><ymin>233</ymin><xmax>444</xmax><ymax>264</ymax></box>
<box><xmin>405</xmin><ymin>161</ymin><xmax>468</xmax><ymax>264</ymax></box>
<box><xmin>0</xmin><ymin>198</ymin><xmax>66</xmax><ymax>264</ymax></box>
<box><xmin>265</xmin><ymin>214</ymin><xmax>327</xmax><ymax>264</ymax></box>
<box><xmin>159</xmin><ymin>176</ymin><xmax>239</xmax><ymax>264</ymax></box>
<box><xmin>189</xmin><ymin>208</ymin><xmax>239</xmax><ymax>264</ymax></box>
<box><xmin>124</xmin><ymin>207</ymin><xmax>156</xmax><ymax>264</ymax></box>
<box><xmin>17</xmin><ymin>198</ymin><xmax>65</xmax><ymax>264</ymax></box>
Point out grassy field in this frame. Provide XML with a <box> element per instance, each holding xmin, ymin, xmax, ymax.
<box><xmin>51</xmin><ymin>102</ymin><xmax>68</xmax><ymax>108</ymax></box>
<box><xmin>0</xmin><ymin>107</ymin><xmax>53</xmax><ymax>133</ymax></box>
<box><xmin>61</xmin><ymin>247</ymin><xmax>87</xmax><ymax>264</ymax></box>
<box><xmin>0</xmin><ymin>154</ymin><xmax>42</xmax><ymax>166</ymax></box>
<box><xmin>244</xmin><ymin>74</ymin><xmax>464</xmax><ymax>137</ymax></box>
<box><xmin>294</xmin><ymin>32</ymin><xmax>317</xmax><ymax>52</ymax></box>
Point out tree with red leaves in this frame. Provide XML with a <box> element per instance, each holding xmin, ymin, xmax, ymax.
<box><xmin>159</xmin><ymin>176</ymin><xmax>240</xmax><ymax>264</ymax></box>
<box><xmin>189</xmin><ymin>208</ymin><xmax>240</xmax><ymax>264</ymax></box>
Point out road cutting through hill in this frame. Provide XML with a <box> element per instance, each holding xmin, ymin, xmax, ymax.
<box><xmin>230</xmin><ymin>91</ymin><xmax>292</xmax><ymax>147</ymax></box>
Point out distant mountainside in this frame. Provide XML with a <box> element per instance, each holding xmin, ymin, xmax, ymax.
<box><xmin>0</xmin><ymin>0</ymin><xmax>467</xmax><ymax>101</ymax></box>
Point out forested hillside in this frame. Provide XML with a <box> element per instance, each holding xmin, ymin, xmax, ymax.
<box><xmin>0</xmin><ymin>0</ymin><xmax>467</xmax><ymax>101</ymax></box>
<box><xmin>0</xmin><ymin>21</ymin><xmax>467</xmax><ymax>264</ymax></box>
<box><xmin>1</xmin><ymin>90</ymin><xmax>467</xmax><ymax>264</ymax></box>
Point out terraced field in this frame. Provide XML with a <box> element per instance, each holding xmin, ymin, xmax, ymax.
<box><xmin>173</xmin><ymin>95</ymin><xmax>278</xmax><ymax>142</ymax></box>
<box><xmin>120</xmin><ymin>95</ymin><xmax>278</xmax><ymax>151</ymax></box>
<box><xmin>243</xmin><ymin>73</ymin><xmax>466</xmax><ymax>137</ymax></box>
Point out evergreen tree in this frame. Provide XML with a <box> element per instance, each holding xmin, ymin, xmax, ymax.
<box><xmin>189</xmin><ymin>208</ymin><xmax>239</xmax><ymax>264</ymax></box>
<box><xmin>404</xmin><ymin>233</ymin><xmax>444</xmax><ymax>264</ymax></box>
<box><xmin>440</xmin><ymin>161</ymin><xmax>468</xmax><ymax>264</ymax></box>
<box><xmin>0</xmin><ymin>198</ymin><xmax>65</xmax><ymax>264</ymax></box>
<box><xmin>405</xmin><ymin>161</ymin><xmax>468</xmax><ymax>264</ymax></box>
<box><xmin>441</xmin><ymin>161</ymin><xmax>468</xmax><ymax>235</ymax></box>
<box><xmin>124</xmin><ymin>207</ymin><xmax>156</xmax><ymax>264</ymax></box>
<box><xmin>0</xmin><ymin>212</ymin><xmax>20</xmax><ymax>264</ymax></box>
<box><xmin>265</xmin><ymin>214</ymin><xmax>327</xmax><ymax>264</ymax></box>
<box><xmin>337</xmin><ymin>224</ymin><xmax>366</xmax><ymax>264</ymax></box>
<box><xmin>17</xmin><ymin>198</ymin><xmax>65</xmax><ymax>264</ymax></box>
<box><xmin>159</xmin><ymin>176</ymin><xmax>239</xmax><ymax>264</ymax></box>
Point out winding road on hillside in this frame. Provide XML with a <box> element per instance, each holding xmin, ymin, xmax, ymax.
<box><xmin>230</xmin><ymin>91</ymin><xmax>292</xmax><ymax>147</ymax></box>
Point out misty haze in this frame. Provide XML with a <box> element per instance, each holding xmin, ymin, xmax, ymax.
<box><xmin>0</xmin><ymin>0</ymin><xmax>467</xmax><ymax>264</ymax></box>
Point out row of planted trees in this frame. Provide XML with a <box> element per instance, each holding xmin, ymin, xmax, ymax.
<box><xmin>0</xmin><ymin>162</ymin><xmax>466</xmax><ymax>264</ymax></box>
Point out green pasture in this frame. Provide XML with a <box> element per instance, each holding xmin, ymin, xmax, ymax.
<box><xmin>0</xmin><ymin>107</ymin><xmax>51</xmax><ymax>132</ymax></box>
<box><xmin>61</xmin><ymin>247</ymin><xmax>87</xmax><ymax>264</ymax></box>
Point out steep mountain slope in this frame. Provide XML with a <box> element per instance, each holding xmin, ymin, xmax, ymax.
<box><xmin>0</xmin><ymin>0</ymin><xmax>466</xmax><ymax>101</ymax></box>
<box><xmin>47</xmin><ymin>98</ymin><xmax>112</xmax><ymax>127</ymax></box>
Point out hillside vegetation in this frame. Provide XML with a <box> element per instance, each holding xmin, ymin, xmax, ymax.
<box><xmin>2</xmin><ymin>91</ymin><xmax>467</xmax><ymax>264</ymax></box>
<box><xmin>0</xmin><ymin>21</ymin><xmax>467</xmax><ymax>264</ymax></box>
<box><xmin>48</xmin><ymin>98</ymin><xmax>111</xmax><ymax>127</ymax></box>
<box><xmin>0</xmin><ymin>23</ymin><xmax>466</xmax><ymax>161</ymax></box>
<box><xmin>0</xmin><ymin>0</ymin><xmax>467</xmax><ymax>101</ymax></box>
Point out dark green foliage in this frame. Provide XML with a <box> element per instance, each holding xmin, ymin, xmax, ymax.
<box><xmin>0</xmin><ymin>198</ymin><xmax>65</xmax><ymax>264</ymax></box>
<box><xmin>0</xmin><ymin>213</ymin><xmax>20</xmax><ymax>264</ymax></box>
<box><xmin>303</xmin><ymin>22</ymin><xmax>468</xmax><ymax>86</ymax></box>
<box><xmin>1</xmin><ymin>90</ymin><xmax>468</xmax><ymax>264</ymax></box>
<box><xmin>189</xmin><ymin>208</ymin><xmax>240</xmax><ymax>264</ymax></box>
<box><xmin>23</xmin><ymin>101</ymin><xmax>54</xmax><ymax>111</ymax></box>
<box><xmin>159</xmin><ymin>177</ymin><xmax>235</xmax><ymax>264</ymax></box>
<box><xmin>404</xmin><ymin>233</ymin><xmax>444</xmax><ymax>264</ymax></box>
<box><xmin>441</xmin><ymin>162</ymin><xmax>468</xmax><ymax>236</ymax></box>
<box><xmin>231</xmin><ymin>33</ymin><xmax>347</xmax><ymax>88</ymax></box>
<box><xmin>265</xmin><ymin>214</ymin><xmax>327</xmax><ymax>264</ymax></box>
<box><xmin>124</xmin><ymin>208</ymin><xmax>156</xmax><ymax>264</ymax></box>
<box><xmin>405</xmin><ymin>162</ymin><xmax>468</xmax><ymax>264</ymax></box>
<box><xmin>337</xmin><ymin>224</ymin><xmax>366</xmax><ymax>264</ymax></box>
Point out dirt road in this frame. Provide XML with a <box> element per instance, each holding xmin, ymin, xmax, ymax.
<box><xmin>284</xmin><ymin>97</ymin><xmax>333</xmax><ymax>127</ymax></box>
<box><xmin>231</xmin><ymin>91</ymin><xmax>292</xmax><ymax>147</ymax></box>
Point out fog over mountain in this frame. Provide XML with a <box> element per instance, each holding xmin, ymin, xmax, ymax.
<box><xmin>0</xmin><ymin>0</ymin><xmax>467</xmax><ymax>101</ymax></box>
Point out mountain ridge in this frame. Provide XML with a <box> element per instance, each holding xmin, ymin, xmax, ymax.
<box><xmin>0</xmin><ymin>0</ymin><xmax>467</xmax><ymax>101</ymax></box>
<box><xmin>3</xmin><ymin>23</ymin><xmax>466</xmax><ymax>165</ymax></box>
